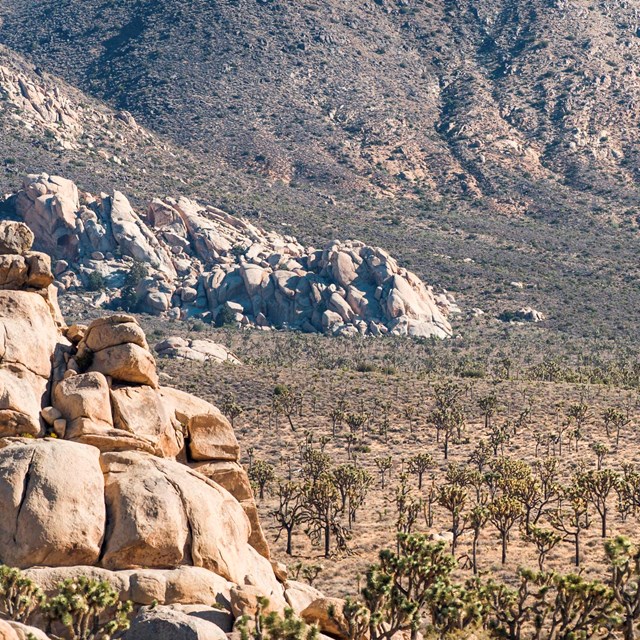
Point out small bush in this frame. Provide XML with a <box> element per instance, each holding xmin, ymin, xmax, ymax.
<box><xmin>86</xmin><ymin>271</ymin><xmax>105</xmax><ymax>292</ymax></box>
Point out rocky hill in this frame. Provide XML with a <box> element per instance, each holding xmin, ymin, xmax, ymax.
<box><xmin>0</xmin><ymin>220</ymin><xmax>340</xmax><ymax>640</ymax></box>
<box><xmin>1</xmin><ymin>0</ymin><xmax>640</xmax><ymax>217</ymax></box>
<box><xmin>2</xmin><ymin>174</ymin><xmax>457</xmax><ymax>338</ymax></box>
<box><xmin>1</xmin><ymin>12</ymin><xmax>640</xmax><ymax>345</ymax></box>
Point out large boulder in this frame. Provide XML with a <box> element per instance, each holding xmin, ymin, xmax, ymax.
<box><xmin>160</xmin><ymin>388</ymin><xmax>239</xmax><ymax>461</ymax></box>
<box><xmin>100</xmin><ymin>451</ymin><xmax>279</xmax><ymax>595</ymax></box>
<box><xmin>0</xmin><ymin>439</ymin><xmax>105</xmax><ymax>568</ymax></box>
<box><xmin>53</xmin><ymin>371</ymin><xmax>113</xmax><ymax>436</ymax></box>
<box><xmin>124</xmin><ymin>605</ymin><xmax>227</xmax><ymax>640</ymax></box>
<box><xmin>83</xmin><ymin>315</ymin><xmax>149</xmax><ymax>352</ymax></box>
<box><xmin>89</xmin><ymin>343</ymin><xmax>158</xmax><ymax>388</ymax></box>
<box><xmin>0</xmin><ymin>290</ymin><xmax>61</xmax><ymax>437</ymax></box>
<box><xmin>301</xmin><ymin>598</ymin><xmax>348</xmax><ymax>639</ymax></box>
<box><xmin>284</xmin><ymin>581</ymin><xmax>324</xmax><ymax>615</ymax></box>
<box><xmin>111</xmin><ymin>385</ymin><xmax>182</xmax><ymax>458</ymax></box>
<box><xmin>0</xmin><ymin>221</ymin><xmax>34</xmax><ymax>255</ymax></box>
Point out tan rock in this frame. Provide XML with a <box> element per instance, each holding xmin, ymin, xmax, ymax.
<box><xmin>101</xmin><ymin>451</ymin><xmax>278</xmax><ymax>593</ymax></box>
<box><xmin>65</xmin><ymin>324</ymin><xmax>86</xmax><ymax>344</ymax></box>
<box><xmin>163</xmin><ymin>567</ymin><xmax>233</xmax><ymax>609</ymax></box>
<box><xmin>52</xmin><ymin>418</ymin><xmax>66</xmax><ymax>438</ymax></box>
<box><xmin>331</xmin><ymin>251</ymin><xmax>358</xmax><ymax>288</ymax></box>
<box><xmin>89</xmin><ymin>343</ymin><xmax>158</xmax><ymax>388</ymax></box>
<box><xmin>271</xmin><ymin>561</ymin><xmax>288</xmax><ymax>583</ymax></box>
<box><xmin>40</xmin><ymin>406</ymin><xmax>62</xmax><ymax>426</ymax></box>
<box><xmin>284</xmin><ymin>581</ymin><xmax>324</xmax><ymax>614</ymax></box>
<box><xmin>4</xmin><ymin>621</ymin><xmax>49</xmax><ymax>640</ymax></box>
<box><xmin>0</xmin><ymin>255</ymin><xmax>28</xmax><ymax>289</ymax></box>
<box><xmin>0</xmin><ymin>620</ymin><xmax>17</xmax><ymax>640</ymax></box>
<box><xmin>0</xmin><ymin>439</ymin><xmax>105</xmax><ymax>568</ymax></box>
<box><xmin>301</xmin><ymin>598</ymin><xmax>348</xmax><ymax>639</ymax></box>
<box><xmin>53</xmin><ymin>371</ymin><xmax>113</xmax><ymax>437</ymax></box>
<box><xmin>190</xmin><ymin>461</ymin><xmax>253</xmax><ymax>501</ymax></box>
<box><xmin>241</xmin><ymin>499</ymin><xmax>271</xmax><ymax>560</ymax></box>
<box><xmin>0</xmin><ymin>290</ymin><xmax>60</xmax><ymax>378</ymax></box>
<box><xmin>24</xmin><ymin>566</ymin><xmax>132</xmax><ymax>600</ymax></box>
<box><xmin>111</xmin><ymin>385</ymin><xmax>181</xmax><ymax>458</ymax></box>
<box><xmin>0</xmin><ymin>367</ymin><xmax>47</xmax><ymax>437</ymax></box>
<box><xmin>83</xmin><ymin>317</ymin><xmax>148</xmax><ymax>352</ymax></box>
<box><xmin>170</xmin><ymin>604</ymin><xmax>233</xmax><ymax>634</ymax></box>
<box><xmin>25</xmin><ymin>252</ymin><xmax>54</xmax><ymax>289</ymax></box>
<box><xmin>230</xmin><ymin>584</ymin><xmax>286</xmax><ymax>619</ymax></box>
<box><xmin>126</xmin><ymin>605</ymin><xmax>227</xmax><ymax>640</ymax></box>
<box><xmin>160</xmin><ymin>387</ymin><xmax>239</xmax><ymax>461</ymax></box>
<box><xmin>0</xmin><ymin>221</ymin><xmax>33</xmax><ymax>255</ymax></box>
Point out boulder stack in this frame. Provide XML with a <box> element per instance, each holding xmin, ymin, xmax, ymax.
<box><xmin>5</xmin><ymin>174</ymin><xmax>457</xmax><ymax>338</ymax></box>
<box><xmin>0</xmin><ymin>220</ymin><xmax>314</xmax><ymax>638</ymax></box>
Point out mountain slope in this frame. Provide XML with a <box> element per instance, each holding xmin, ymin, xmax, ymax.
<box><xmin>1</xmin><ymin>0</ymin><xmax>639</xmax><ymax>217</ymax></box>
<box><xmin>0</xmin><ymin>18</ymin><xmax>639</xmax><ymax>345</ymax></box>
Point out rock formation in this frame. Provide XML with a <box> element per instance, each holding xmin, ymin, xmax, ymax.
<box><xmin>3</xmin><ymin>174</ymin><xmax>457</xmax><ymax>339</ymax></box>
<box><xmin>0</xmin><ymin>220</ymin><xmax>333</xmax><ymax>638</ymax></box>
<box><xmin>155</xmin><ymin>337</ymin><xmax>241</xmax><ymax>364</ymax></box>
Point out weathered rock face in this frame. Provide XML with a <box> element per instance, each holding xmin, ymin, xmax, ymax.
<box><xmin>5</xmin><ymin>175</ymin><xmax>457</xmax><ymax>338</ymax></box>
<box><xmin>0</xmin><ymin>224</ymin><xmax>63</xmax><ymax>439</ymax></box>
<box><xmin>0</xmin><ymin>439</ymin><xmax>105</xmax><ymax>568</ymax></box>
<box><xmin>0</xmin><ymin>228</ymin><xmax>289</xmax><ymax>639</ymax></box>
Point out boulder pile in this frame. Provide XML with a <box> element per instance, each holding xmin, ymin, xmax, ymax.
<box><xmin>3</xmin><ymin>174</ymin><xmax>457</xmax><ymax>338</ymax></box>
<box><xmin>0</xmin><ymin>221</ymin><xmax>333</xmax><ymax>639</ymax></box>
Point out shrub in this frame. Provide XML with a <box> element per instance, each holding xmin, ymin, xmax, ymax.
<box><xmin>0</xmin><ymin>565</ymin><xmax>45</xmax><ymax>624</ymax></box>
<box><xmin>45</xmin><ymin>576</ymin><xmax>133</xmax><ymax>640</ymax></box>
<box><xmin>86</xmin><ymin>271</ymin><xmax>105</xmax><ymax>292</ymax></box>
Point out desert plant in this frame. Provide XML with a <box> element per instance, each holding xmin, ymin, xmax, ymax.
<box><xmin>0</xmin><ymin>565</ymin><xmax>45</xmax><ymax>624</ymax></box>
<box><xmin>45</xmin><ymin>576</ymin><xmax>133</xmax><ymax>640</ymax></box>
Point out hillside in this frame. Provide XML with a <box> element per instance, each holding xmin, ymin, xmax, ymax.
<box><xmin>1</xmin><ymin>0</ymin><xmax>640</xmax><ymax>216</ymax></box>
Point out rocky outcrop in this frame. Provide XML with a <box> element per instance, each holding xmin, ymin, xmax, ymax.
<box><xmin>4</xmin><ymin>175</ymin><xmax>457</xmax><ymax>338</ymax></box>
<box><xmin>0</xmin><ymin>221</ymin><xmax>297</xmax><ymax>639</ymax></box>
<box><xmin>155</xmin><ymin>337</ymin><xmax>241</xmax><ymax>364</ymax></box>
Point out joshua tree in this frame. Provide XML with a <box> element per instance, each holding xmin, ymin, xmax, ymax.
<box><xmin>591</xmin><ymin>441</ymin><xmax>609</xmax><ymax>470</ymax></box>
<box><xmin>345</xmin><ymin>411</ymin><xmax>368</xmax><ymax>436</ymax></box>
<box><xmin>568</xmin><ymin>401</ymin><xmax>590</xmax><ymax>434</ymax></box>
<box><xmin>478</xmin><ymin>393</ymin><xmax>498</xmax><ymax>430</ymax></box>
<box><xmin>300</xmin><ymin>448</ymin><xmax>331</xmax><ymax>486</ymax></box>
<box><xmin>361</xmin><ymin>534</ymin><xmax>456</xmax><ymax>640</ymax></box>
<box><xmin>605</xmin><ymin>535</ymin><xmax>640</xmax><ymax>640</ymax></box>
<box><xmin>402</xmin><ymin>405</ymin><xmax>417</xmax><ymax>434</ymax></box>
<box><xmin>0</xmin><ymin>565</ymin><xmax>45</xmax><ymax>624</ymax></box>
<box><xmin>332</xmin><ymin>464</ymin><xmax>372</xmax><ymax>527</ymax></box>
<box><xmin>45</xmin><ymin>576</ymin><xmax>133</xmax><ymax>640</ymax></box>
<box><xmin>220</xmin><ymin>395</ymin><xmax>243</xmax><ymax>427</ymax></box>
<box><xmin>488</xmin><ymin>496</ymin><xmax>523</xmax><ymax>564</ymax></box>
<box><xmin>407</xmin><ymin>453</ymin><xmax>433</xmax><ymax>490</ymax></box>
<box><xmin>301</xmin><ymin>474</ymin><xmax>349</xmax><ymax>558</ymax></box>
<box><xmin>392</xmin><ymin>473</ymin><xmax>422</xmax><ymax>536</ymax></box>
<box><xmin>550</xmin><ymin>485</ymin><xmax>591</xmax><ymax>566</ymax></box>
<box><xmin>272</xmin><ymin>385</ymin><xmax>302</xmax><ymax>432</ymax></box>
<box><xmin>468</xmin><ymin>439</ymin><xmax>492</xmax><ymax>471</ymax></box>
<box><xmin>270</xmin><ymin>480</ymin><xmax>307</xmax><ymax>555</ymax></box>
<box><xmin>329</xmin><ymin>403</ymin><xmax>346</xmax><ymax>437</ymax></box>
<box><xmin>437</xmin><ymin>484</ymin><xmax>468</xmax><ymax>554</ymax></box>
<box><xmin>429</xmin><ymin>382</ymin><xmax>465</xmax><ymax>459</ymax></box>
<box><xmin>577</xmin><ymin>469</ymin><xmax>621</xmax><ymax>538</ymax></box>
<box><xmin>469</xmin><ymin>505</ymin><xmax>488</xmax><ymax>574</ymax></box>
<box><xmin>249</xmin><ymin>460</ymin><xmax>276</xmax><ymax>500</ymax></box>
<box><xmin>236</xmin><ymin>596</ymin><xmax>319</xmax><ymax>640</ymax></box>
<box><xmin>374</xmin><ymin>456</ymin><xmax>393</xmax><ymax>488</ymax></box>
<box><xmin>523</xmin><ymin>526</ymin><xmax>562</xmax><ymax>570</ymax></box>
